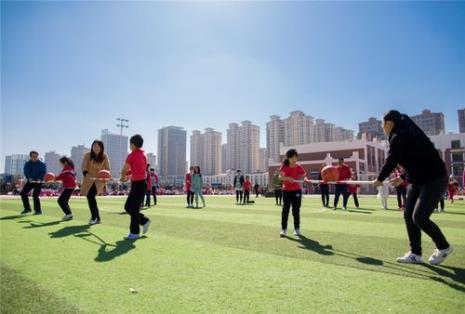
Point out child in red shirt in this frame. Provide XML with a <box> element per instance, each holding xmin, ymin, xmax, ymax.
<box><xmin>279</xmin><ymin>149</ymin><xmax>306</xmax><ymax>237</ymax></box>
<box><xmin>120</xmin><ymin>135</ymin><xmax>151</xmax><ymax>240</ymax></box>
<box><xmin>243</xmin><ymin>176</ymin><xmax>252</xmax><ymax>204</ymax></box>
<box><xmin>346</xmin><ymin>173</ymin><xmax>360</xmax><ymax>209</ymax></box>
<box><xmin>55</xmin><ymin>156</ymin><xmax>76</xmax><ymax>221</ymax></box>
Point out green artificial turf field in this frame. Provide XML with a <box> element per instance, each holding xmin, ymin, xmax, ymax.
<box><xmin>1</xmin><ymin>195</ymin><xmax>464</xmax><ymax>313</ymax></box>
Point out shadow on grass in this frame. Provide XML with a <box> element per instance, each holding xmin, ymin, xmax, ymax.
<box><xmin>286</xmin><ymin>235</ymin><xmax>334</xmax><ymax>256</ymax></box>
<box><xmin>0</xmin><ymin>214</ymin><xmax>26</xmax><ymax>220</ymax></box>
<box><xmin>48</xmin><ymin>224</ymin><xmax>90</xmax><ymax>238</ymax></box>
<box><xmin>73</xmin><ymin>232</ymin><xmax>143</xmax><ymax>262</ymax></box>
<box><xmin>347</xmin><ymin>209</ymin><xmax>372</xmax><ymax>214</ymax></box>
<box><xmin>94</xmin><ymin>239</ymin><xmax>140</xmax><ymax>262</ymax></box>
<box><xmin>21</xmin><ymin>220</ymin><xmax>62</xmax><ymax>229</ymax></box>
<box><xmin>334</xmin><ymin>248</ymin><xmax>465</xmax><ymax>293</ymax></box>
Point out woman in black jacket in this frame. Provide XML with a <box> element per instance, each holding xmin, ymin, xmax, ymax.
<box><xmin>374</xmin><ymin>110</ymin><xmax>453</xmax><ymax>265</ymax></box>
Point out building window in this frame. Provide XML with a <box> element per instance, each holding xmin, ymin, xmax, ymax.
<box><xmin>451</xmin><ymin>140</ymin><xmax>461</xmax><ymax>149</ymax></box>
<box><xmin>451</xmin><ymin>152</ymin><xmax>464</xmax><ymax>163</ymax></box>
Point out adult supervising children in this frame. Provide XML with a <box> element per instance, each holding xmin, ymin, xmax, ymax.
<box><xmin>374</xmin><ymin>110</ymin><xmax>453</xmax><ymax>265</ymax></box>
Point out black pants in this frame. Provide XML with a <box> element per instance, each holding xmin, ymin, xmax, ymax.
<box><xmin>144</xmin><ymin>190</ymin><xmax>151</xmax><ymax>207</ymax></box>
<box><xmin>275</xmin><ymin>189</ymin><xmax>282</xmax><ymax>205</ymax></box>
<box><xmin>243</xmin><ymin>191</ymin><xmax>250</xmax><ymax>204</ymax></box>
<box><xmin>125</xmin><ymin>180</ymin><xmax>150</xmax><ymax>235</ymax></box>
<box><xmin>334</xmin><ymin>184</ymin><xmax>348</xmax><ymax>208</ymax></box>
<box><xmin>346</xmin><ymin>192</ymin><xmax>359</xmax><ymax>208</ymax></box>
<box><xmin>236</xmin><ymin>190</ymin><xmax>243</xmax><ymax>203</ymax></box>
<box><xmin>281</xmin><ymin>190</ymin><xmax>302</xmax><ymax>230</ymax></box>
<box><xmin>396</xmin><ymin>186</ymin><xmax>407</xmax><ymax>208</ymax></box>
<box><xmin>187</xmin><ymin>190</ymin><xmax>194</xmax><ymax>206</ymax></box>
<box><xmin>152</xmin><ymin>186</ymin><xmax>157</xmax><ymax>205</ymax></box>
<box><xmin>87</xmin><ymin>183</ymin><xmax>100</xmax><ymax>221</ymax></box>
<box><xmin>320</xmin><ymin>185</ymin><xmax>329</xmax><ymax>207</ymax></box>
<box><xmin>58</xmin><ymin>188</ymin><xmax>74</xmax><ymax>215</ymax></box>
<box><xmin>21</xmin><ymin>182</ymin><xmax>42</xmax><ymax>213</ymax></box>
<box><xmin>404</xmin><ymin>175</ymin><xmax>450</xmax><ymax>255</ymax></box>
<box><xmin>437</xmin><ymin>198</ymin><xmax>445</xmax><ymax>210</ymax></box>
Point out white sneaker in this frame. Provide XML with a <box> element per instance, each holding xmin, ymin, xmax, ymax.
<box><xmin>62</xmin><ymin>214</ymin><xmax>73</xmax><ymax>221</ymax></box>
<box><xmin>142</xmin><ymin>220</ymin><xmax>151</xmax><ymax>234</ymax></box>
<box><xmin>396</xmin><ymin>251</ymin><xmax>424</xmax><ymax>264</ymax></box>
<box><xmin>428</xmin><ymin>246</ymin><xmax>454</xmax><ymax>265</ymax></box>
<box><xmin>124</xmin><ymin>233</ymin><xmax>140</xmax><ymax>240</ymax></box>
<box><xmin>280</xmin><ymin>229</ymin><xmax>287</xmax><ymax>238</ymax></box>
<box><xmin>89</xmin><ymin>219</ymin><xmax>101</xmax><ymax>225</ymax></box>
<box><xmin>294</xmin><ymin>229</ymin><xmax>301</xmax><ymax>236</ymax></box>
<box><xmin>342</xmin><ymin>207</ymin><xmax>347</xmax><ymax>211</ymax></box>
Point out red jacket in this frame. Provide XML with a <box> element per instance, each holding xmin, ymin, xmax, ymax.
<box><xmin>56</xmin><ymin>165</ymin><xmax>76</xmax><ymax>189</ymax></box>
<box><xmin>348</xmin><ymin>184</ymin><xmax>360</xmax><ymax>194</ymax></box>
<box><xmin>146</xmin><ymin>171</ymin><xmax>152</xmax><ymax>191</ymax></box>
<box><xmin>337</xmin><ymin>164</ymin><xmax>351</xmax><ymax>181</ymax></box>
<box><xmin>243</xmin><ymin>180</ymin><xmax>252</xmax><ymax>191</ymax></box>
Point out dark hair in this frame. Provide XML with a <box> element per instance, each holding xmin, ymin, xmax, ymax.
<box><xmin>90</xmin><ymin>140</ymin><xmax>105</xmax><ymax>163</ymax></box>
<box><xmin>130</xmin><ymin>134</ymin><xmax>143</xmax><ymax>148</ymax></box>
<box><xmin>383</xmin><ymin>110</ymin><xmax>430</xmax><ymax>142</ymax></box>
<box><xmin>237</xmin><ymin>169</ymin><xmax>241</xmax><ymax>173</ymax></box>
<box><xmin>150</xmin><ymin>168</ymin><xmax>155</xmax><ymax>171</ymax></box>
<box><xmin>29</xmin><ymin>151</ymin><xmax>38</xmax><ymax>157</ymax></box>
<box><xmin>189</xmin><ymin>166</ymin><xmax>194</xmax><ymax>170</ymax></box>
<box><xmin>59</xmin><ymin>156</ymin><xmax>74</xmax><ymax>168</ymax></box>
<box><xmin>338</xmin><ymin>158</ymin><xmax>344</xmax><ymax>162</ymax></box>
<box><xmin>283</xmin><ymin>149</ymin><xmax>298</xmax><ymax>166</ymax></box>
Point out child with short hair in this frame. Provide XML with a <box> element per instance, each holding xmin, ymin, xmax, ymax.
<box><xmin>55</xmin><ymin>156</ymin><xmax>76</xmax><ymax>221</ymax></box>
<box><xmin>120</xmin><ymin>134</ymin><xmax>151</xmax><ymax>240</ymax></box>
<box><xmin>243</xmin><ymin>176</ymin><xmax>251</xmax><ymax>204</ymax></box>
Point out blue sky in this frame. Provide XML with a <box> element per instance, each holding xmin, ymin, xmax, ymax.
<box><xmin>1</xmin><ymin>1</ymin><xmax>464</xmax><ymax>171</ymax></box>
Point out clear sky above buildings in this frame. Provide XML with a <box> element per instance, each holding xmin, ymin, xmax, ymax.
<box><xmin>1</xmin><ymin>1</ymin><xmax>464</xmax><ymax>170</ymax></box>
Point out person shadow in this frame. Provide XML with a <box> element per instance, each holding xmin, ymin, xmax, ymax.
<box><xmin>73</xmin><ymin>232</ymin><xmax>143</xmax><ymax>262</ymax></box>
<box><xmin>49</xmin><ymin>224</ymin><xmax>90</xmax><ymax>238</ymax></box>
<box><xmin>286</xmin><ymin>234</ymin><xmax>334</xmax><ymax>256</ymax></box>
<box><xmin>0</xmin><ymin>214</ymin><xmax>27</xmax><ymax>220</ymax></box>
<box><xmin>94</xmin><ymin>239</ymin><xmax>141</xmax><ymax>262</ymax></box>
<box><xmin>21</xmin><ymin>220</ymin><xmax>62</xmax><ymax>229</ymax></box>
<box><xmin>422</xmin><ymin>264</ymin><xmax>465</xmax><ymax>288</ymax></box>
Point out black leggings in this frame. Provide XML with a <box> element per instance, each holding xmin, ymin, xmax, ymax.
<box><xmin>58</xmin><ymin>189</ymin><xmax>74</xmax><ymax>215</ymax></box>
<box><xmin>281</xmin><ymin>190</ymin><xmax>302</xmax><ymax>230</ymax></box>
<box><xmin>236</xmin><ymin>190</ymin><xmax>243</xmax><ymax>203</ymax></box>
<box><xmin>404</xmin><ymin>175</ymin><xmax>450</xmax><ymax>255</ymax></box>
<box><xmin>243</xmin><ymin>191</ymin><xmax>250</xmax><ymax>204</ymax></box>
<box><xmin>320</xmin><ymin>184</ymin><xmax>329</xmax><ymax>207</ymax></box>
<box><xmin>275</xmin><ymin>189</ymin><xmax>282</xmax><ymax>205</ymax></box>
<box><xmin>87</xmin><ymin>184</ymin><xmax>100</xmax><ymax>221</ymax></box>
<box><xmin>396</xmin><ymin>186</ymin><xmax>407</xmax><ymax>208</ymax></box>
<box><xmin>152</xmin><ymin>187</ymin><xmax>157</xmax><ymax>205</ymax></box>
<box><xmin>346</xmin><ymin>192</ymin><xmax>359</xmax><ymax>208</ymax></box>
<box><xmin>187</xmin><ymin>191</ymin><xmax>194</xmax><ymax>206</ymax></box>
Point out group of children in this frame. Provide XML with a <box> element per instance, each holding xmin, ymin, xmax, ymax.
<box><xmin>21</xmin><ymin>135</ymin><xmax>153</xmax><ymax>240</ymax></box>
<box><xmin>184</xmin><ymin>166</ymin><xmax>206</xmax><ymax>209</ymax></box>
<box><xmin>232</xmin><ymin>170</ymin><xmax>253</xmax><ymax>205</ymax></box>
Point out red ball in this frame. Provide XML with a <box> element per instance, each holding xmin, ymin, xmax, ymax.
<box><xmin>97</xmin><ymin>170</ymin><xmax>112</xmax><ymax>181</ymax></box>
<box><xmin>44</xmin><ymin>172</ymin><xmax>55</xmax><ymax>183</ymax></box>
<box><xmin>321</xmin><ymin>166</ymin><xmax>339</xmax><ymax>182</ymax></box>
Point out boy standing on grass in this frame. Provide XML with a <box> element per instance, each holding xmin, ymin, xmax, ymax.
<box><xmin>120</xmin><ymin>134</ymin><xmax>151</xmax><ymax>240</ymax></box>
